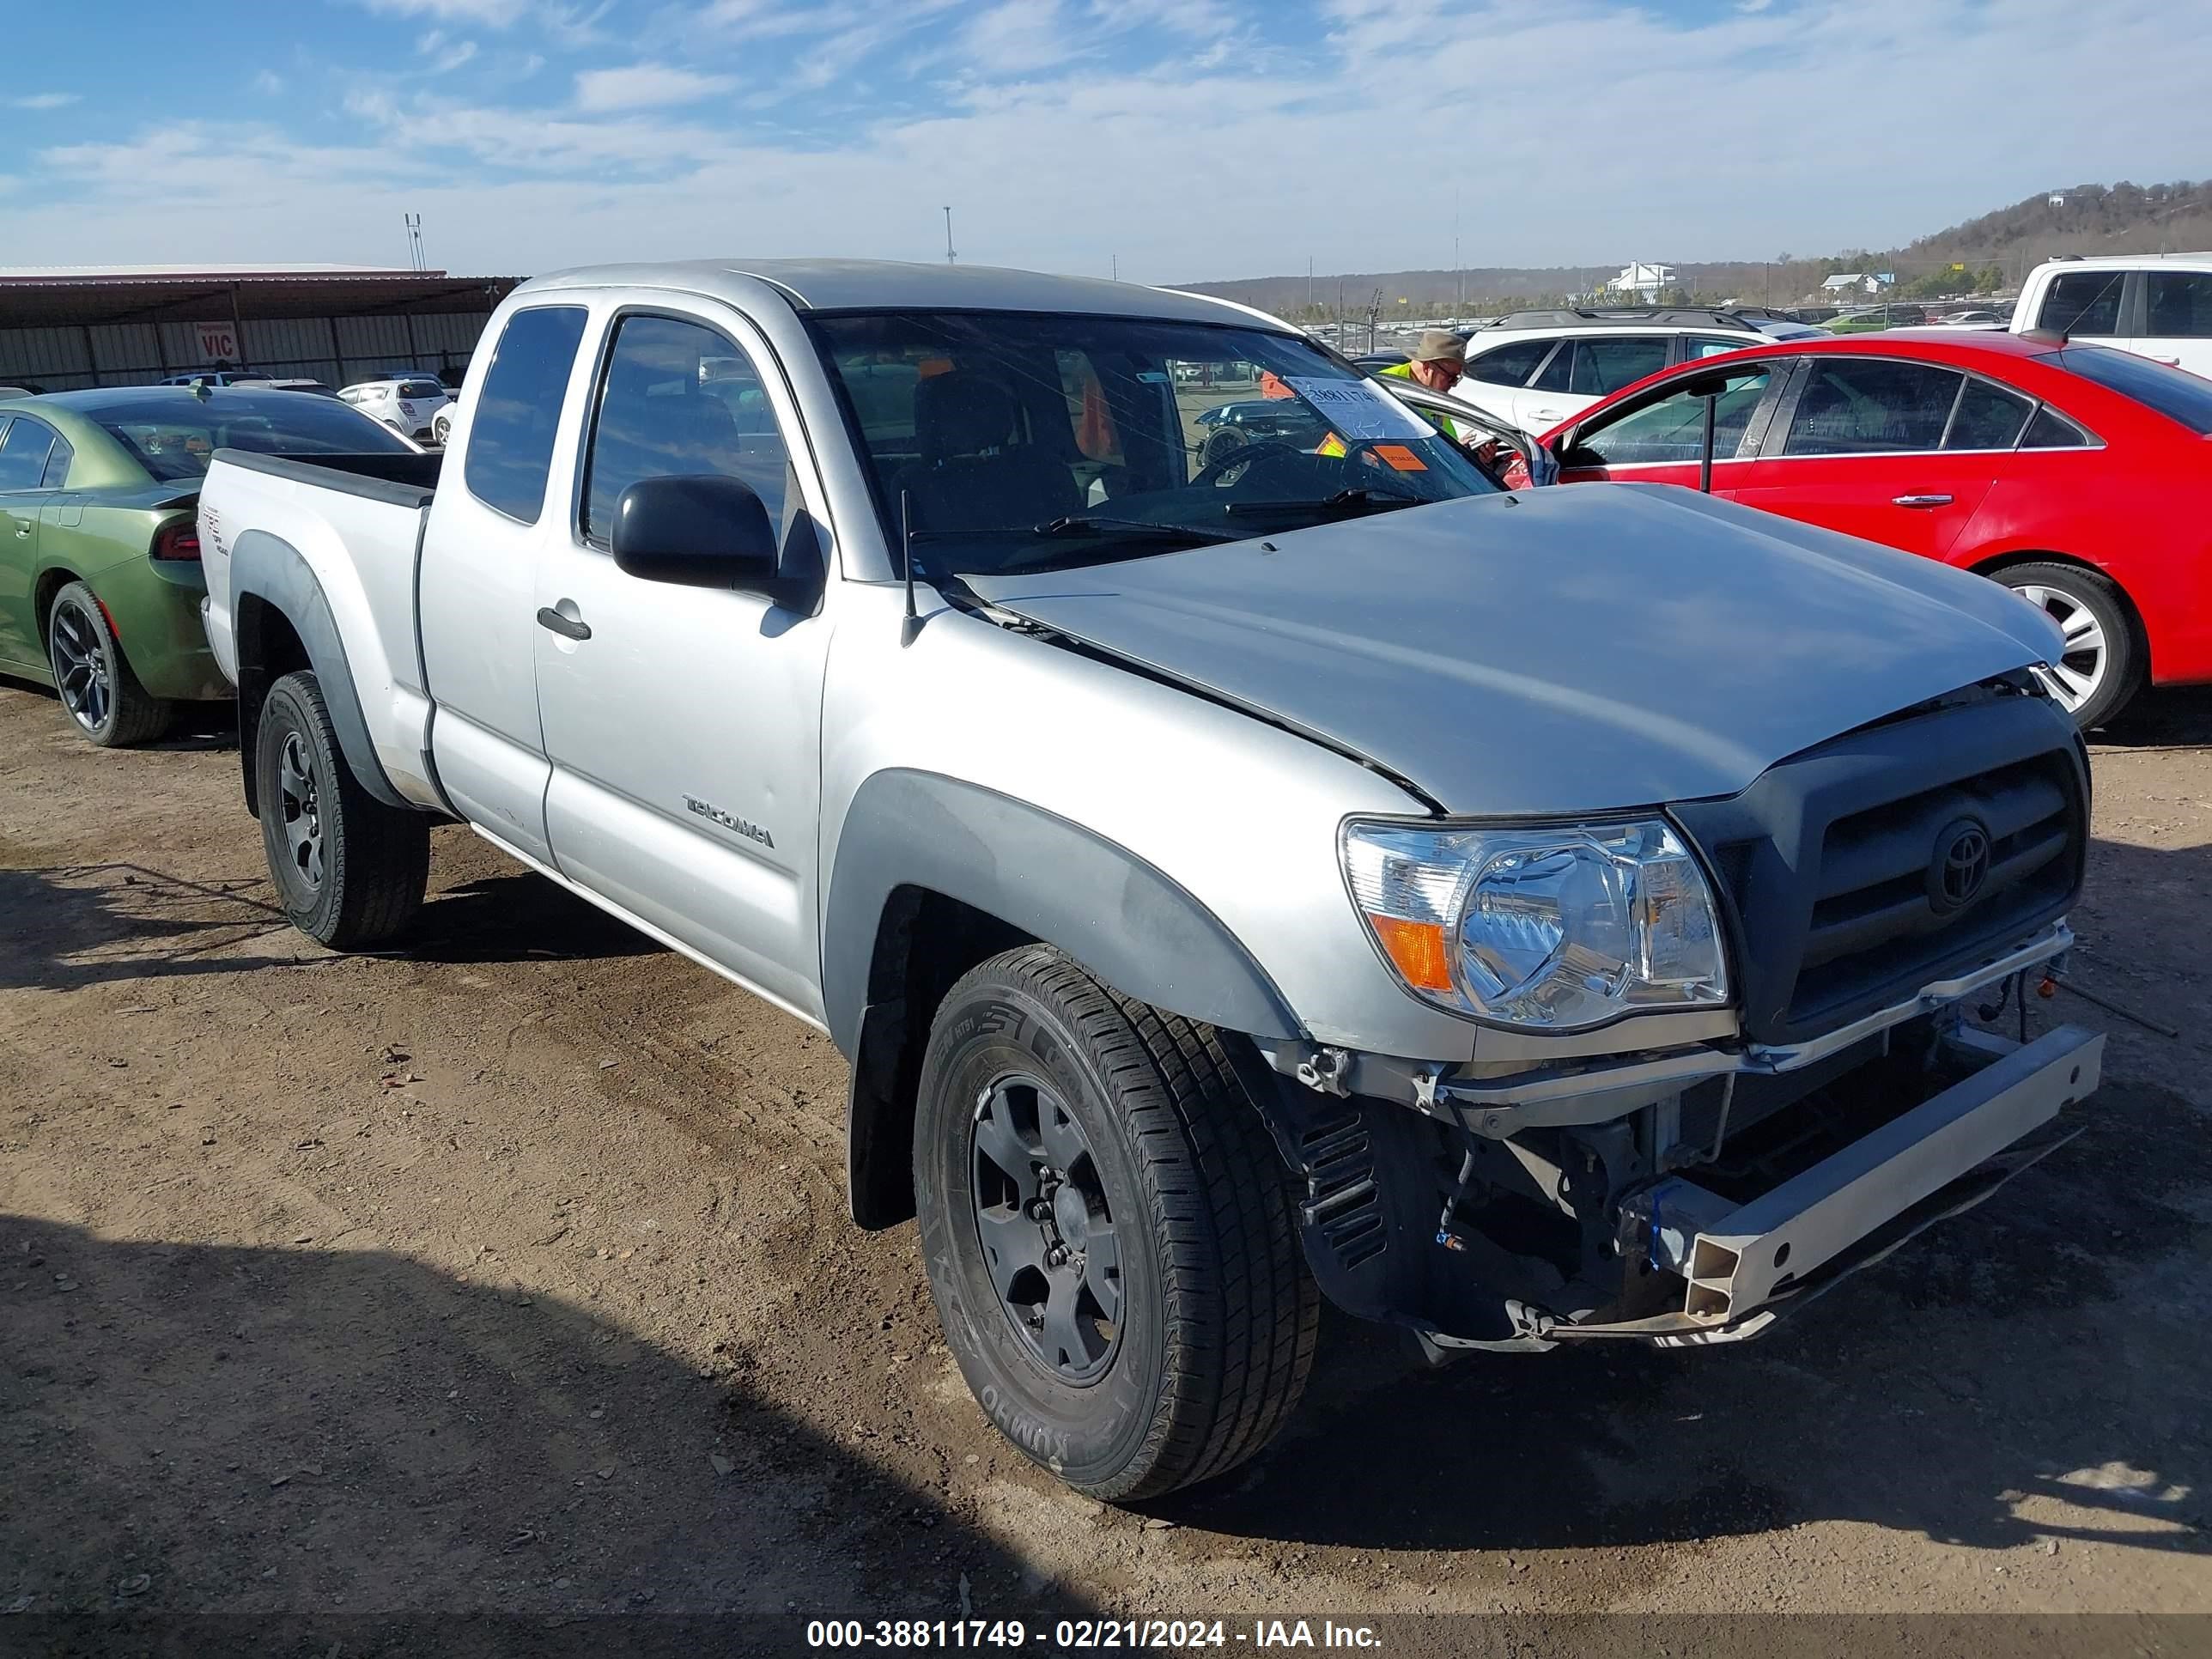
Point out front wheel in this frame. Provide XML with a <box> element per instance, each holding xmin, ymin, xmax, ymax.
<box><xmin>255</xmin><ymin>671</ymin><xmax>429</xmax><ymax>949</ymax></box>
<box><xmin>915</xmin><ymin>945</ymin><xmax>1318</xmax><ymax>1501</ymax></box>
<box><xmin>1994</xmin><ymin>562</ymin><xmax>2141</xmax><ymax>731</ymax></box>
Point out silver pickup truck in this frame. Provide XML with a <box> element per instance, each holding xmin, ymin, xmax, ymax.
<box><xmin>198</xmin><ymin>259</ymin><xmax>2101</xmax><ymax>1501</ymax></box>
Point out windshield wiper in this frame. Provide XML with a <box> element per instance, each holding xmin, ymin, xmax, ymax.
<box><xmin>906</xmin><ymin>516</ymin><xmax>1237</xmax><ymax>546</ymax></box>
<box><xmin>1221</xmin><ymin>487</ymin><xmax>1423</xmax><ymax>519</ymax></box>
<box><xmin>1032</xmin><ymin>514</ymin><xmax>1240</xmax><ymax>544</ymax></box>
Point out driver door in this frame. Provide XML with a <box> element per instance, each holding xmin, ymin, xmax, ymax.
<box><xmin>1553</xmin><ymin>361</ymin><xmax>1786</xmax><ymax>496</ymax></box>
<box><xmin>532</xmin><ymin>301</ymin><xmax>835</xmax><ymax>1024</ymax></box>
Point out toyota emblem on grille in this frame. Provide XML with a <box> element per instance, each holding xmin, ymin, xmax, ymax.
<box><xmin>1929</xmin><ymin>818</ymin><xmax>1991</xmax><ymax>913</ymax></box>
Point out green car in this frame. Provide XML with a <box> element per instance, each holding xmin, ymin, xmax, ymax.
<box><xmin>0</xmin><ymin>386</ymin><xmax>413</xmax><ymax>745</ymax></box>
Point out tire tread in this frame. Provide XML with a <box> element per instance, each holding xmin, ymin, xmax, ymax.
<box><xmin>940</xmin><ymin>945</ymin><xmax>1318</xmax><ymax>1500</ymax></box>
<box><xmin>259</xmin><ymin>672</ymin><xmax>429</xmax><ymax>950</ymax></box>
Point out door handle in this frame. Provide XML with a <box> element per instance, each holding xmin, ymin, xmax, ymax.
<box><xmin>536</xmin><ymin>605</ymin><xmax>592</xmax><ymax>641</ymax></box>
<box><xmin>1891</xmin><ymin>494</ymin><xmax>1953</xmax><ymax>507</ymax></box>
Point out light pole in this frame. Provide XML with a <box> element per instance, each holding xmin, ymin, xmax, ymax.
<box><xmin>943</xmin><ymin>207</ymin><xmax>956</xmax><ymax>266</ymax></box>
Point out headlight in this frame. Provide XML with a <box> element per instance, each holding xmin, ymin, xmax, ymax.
<box><xmin>1340</xmin><ymin>818</ymin><xmax>1729</xmax><ymax>1030</ymax></box>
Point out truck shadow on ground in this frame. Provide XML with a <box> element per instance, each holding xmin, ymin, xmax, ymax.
<box><xmin>0</xmin><ymin>864</ymin><xmax>663</xmax><ymax>994</ymax></box>
<box><xmin>0</xmin><ymin>1216</ymin><xmax>1071</xmax><ymax>1645</ymax></box>
<box><xmin>408</xmin><ymin>873</ymin><xmax>667</xmax><ymax>966</ymax></box>
<box><xmin>0</xmin><ymin>864</ymin><xmax>309</xmax><ymax>993</ymax></box>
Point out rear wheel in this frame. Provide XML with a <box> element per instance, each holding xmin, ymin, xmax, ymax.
<box><xmin>255</xmin><ymin>671</ymin><xmax>429</xmax><ymax>949</ymax></box>
<box><xmin>45</xmin><ymin>581</ymin><xmax>173</xmax><ymax>747</ymax></box>
<box><xmin>1994</xmin><ymin>562</ymin><xmax>2141</xmax><ymax>731</ymax></box>
<box><xmin>914</xmin><ymin>945</ymin><xmax>1318</xmax><ymax>1501</ymax></box>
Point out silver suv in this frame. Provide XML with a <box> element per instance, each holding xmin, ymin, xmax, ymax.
<box><xmin>1455</xmin><ymin>307</ymin><xmax>1823</xmax><ymax>433</ymax></box>
<box><xmin>198</xmin><ymin>261</ymin><xmax>2100</xmax><ymax>1501</ymax></box>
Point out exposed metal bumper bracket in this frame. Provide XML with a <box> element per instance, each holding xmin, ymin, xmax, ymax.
<box><xmin>1680</xmin><ymin>1023</ymin><xmax>2102</xmax><ymax>1323</ymax></box>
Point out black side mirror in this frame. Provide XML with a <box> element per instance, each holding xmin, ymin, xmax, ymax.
<box><xmin>612</xmin><ymin>474</ymin><xmax>780</xmax><ymax>592</ymax></box>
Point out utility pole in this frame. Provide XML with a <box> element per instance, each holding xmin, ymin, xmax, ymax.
<box><xmin>1111</xmin><ymin>254</ymin><xmax>1118</xmax><ymax>282</ymax></box>
<box><xmin>404</xmin><ymin>212</ymin><xmax>425</xmax><ymax>272</ymax></box>
<box><xmin>943</xmin><ymin>207</ymin><xmax>956</xmax><ymax>266</ymax></box>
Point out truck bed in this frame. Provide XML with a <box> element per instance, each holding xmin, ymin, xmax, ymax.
<box><xmin>209</xmin><ymin>448</ymin><xmax>444</xmax><ymax>503</ymax></box>
<box><xmin>199</xmin><ymin>447</ymin><xmax>450</xmax><ymax>811</ymax></box>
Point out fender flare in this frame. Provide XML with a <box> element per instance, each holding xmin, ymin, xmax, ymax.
<box><xmin>229</xmin><ymin>529</ymin><xmax>409</xmax><ymax>813</ymax></box>
<box><xmin>822</xmin><ymin>769</ymin><xmax>1302</xmax><ymax>1054</ymax></box>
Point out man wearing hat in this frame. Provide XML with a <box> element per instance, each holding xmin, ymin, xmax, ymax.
<box><xmin>1373</xmin><ymin>329</ymin><xmax>1472</xmax><ymax>443</ymax></box>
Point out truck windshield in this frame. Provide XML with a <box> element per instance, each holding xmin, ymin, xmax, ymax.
<box><xmin>809</xmin><ymin>310</ymin><xmax>1499</xmax><ymax>575</ymax></box>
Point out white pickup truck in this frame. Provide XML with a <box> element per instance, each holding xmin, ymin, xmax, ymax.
<box><xmin>2014</xmin><ymin>254</ymin><xmax>2212</xmax><ymax>378</ymax></box>
<box><xmin>199</xmin><ymin>259</ymin><xmax>2101</xmax><ymax>1501</ymax></box>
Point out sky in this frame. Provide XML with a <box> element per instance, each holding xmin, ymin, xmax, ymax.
<box><xmin>3</xmin><ymin>0</ymin><xmax>2209</xmax><ymax>286</ymax></box>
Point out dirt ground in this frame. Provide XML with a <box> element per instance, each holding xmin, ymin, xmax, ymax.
<box><xmin>3</xmin><ymin>675</ymin><xmax>2209</xmax><ymax>1651</ymax></box>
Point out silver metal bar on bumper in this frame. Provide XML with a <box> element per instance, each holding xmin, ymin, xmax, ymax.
<box><xmin>1680</xmin><ymin>1024</ymin><xmax>2100</xmax><ymax>1329</ymax></box>
<box><xmin>1438</xmin><ymin>923</ymin><xmax>2072</xmax><ymax>1127</ymax></box>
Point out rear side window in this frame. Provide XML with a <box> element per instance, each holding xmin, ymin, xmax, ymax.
<box><xmin>0</xmin><ymin>416</ymin><xmax>58</xmax><ymax>491</ymax></box>
<box><xmin>1782</xmin><ymin>359</ymin><xmax>1963</xmax><ymax>455</ymax></box>
<box><xmin>2021</xmin><ymin>407</ymin><xmax>2092</xmax><ymax>449</ymax></box>
<box><xmin>2051</xmin><ymin>343</ymin><xmax>2212</xmax><ymax>435</ymax></box>
<box><xmin>1463</xmin><ymin>338</ymin><xmax>1554</xmax><ymax>388</ymax></box>
<box><xmin>1567</xmin><ymin>337</ymin><xmax>1670</xmax><ymax>396</ymax></box>
<box><xmin>2144</xmin><ymin>271</ymin><xmax>2212</xmax><ymax>338</ymax></box>
<box><xmin>465</xmin><ymin>305</ymin><xmax>589</xmax><ymax>524</ymax></box>
<box><xmin>2036</xmin><ymin>270</ymin><xmax>2124</xmax><ymax>337</ymax></box>
<box><xmin>1943</xmin><ymin>378</ymin><xmax>2033</xmax><ymax>450</ymax></box>
<box><xmin>41</xmin><ymin>434</ymin><xmax>74</xmax><ymax>488</ymax></box>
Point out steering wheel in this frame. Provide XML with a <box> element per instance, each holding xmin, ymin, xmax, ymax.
<box><xmin>1189</xmin><ymin>438</ymin><xmax>1312</xmax><ymax>491</ymax></box>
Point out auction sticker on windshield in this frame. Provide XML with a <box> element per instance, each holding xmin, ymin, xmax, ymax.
<box><xmin>1282</xmin><ymin>377</ymin><xmax>1433</xmax><ymax>441</ymax></box>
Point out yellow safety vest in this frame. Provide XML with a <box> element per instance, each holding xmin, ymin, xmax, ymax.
<box><xmin>1376</xmin><ymin>361</ymin><xmax>1462</xmax><ymax>443</ymax></box>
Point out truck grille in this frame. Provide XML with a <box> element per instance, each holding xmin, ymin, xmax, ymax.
<box><xmin>1672</xmin><ymin>686</ymin><xmax>2087</xmax><ymax>1047</ymax></box>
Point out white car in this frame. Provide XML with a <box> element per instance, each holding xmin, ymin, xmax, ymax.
<box><xmin>1451</xmin><ymin>307</ymin><xmax>1820</xmax><ymax>434</ymax></box>
<box><xmin>337</xmin><ymin>374</ymin><xmax>453</xmax><ymax>443</ymax></box>
<box><xmin>2013</xmin><ymin>254</ymin><xmax>2212</xmax><ymax>379</ymax></box>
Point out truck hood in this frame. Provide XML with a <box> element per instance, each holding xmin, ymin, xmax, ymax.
<box><xmin>965</xmin><ymin>484</ymin><xmax>2065</xmax><ymax>817</ymax></box>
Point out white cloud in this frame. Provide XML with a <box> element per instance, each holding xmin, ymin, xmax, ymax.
<box><xmin>574</xmin><ymin>64</ymin><xmax>737</xmax><ymax>111</ymax></box>
<box><xmin>253</xmin><ymin>70</ymin><xmax>286</xmax><ymax>94</ymax></box>
<box><xmin>16</xmin><ymin>0</ymin><xmax>2212</xmax><ymax>290</ymax></box>
<box><xmin>8</xmin><ymin>93</ymin><xmax>81</xmax><ymax>111</ymax></box>
<box><xmin>362</xmin><ymin>0</ymin><xmax>529</xmax><ymax>23</ymax></box>
<box><xmin>958</xmin><ymin>0</ymin><xmax>1078</xmax><ymax>76</ymax></box>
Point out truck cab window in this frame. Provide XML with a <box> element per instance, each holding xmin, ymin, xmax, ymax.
<box><xmin>463</xmin><ymin>305</ymin><xmax>589</xmax><ymax>525</ymax></box>
<box><xmin>582</xmin><ymin>315</ymin><xmax>791</xmax><ymax>546</ymax></box>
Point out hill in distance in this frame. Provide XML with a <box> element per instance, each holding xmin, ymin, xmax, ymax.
<box><xmin>1184</xmin><ymin>179</ymin><xmax>2212</xmax><ymax>318</ymax></box>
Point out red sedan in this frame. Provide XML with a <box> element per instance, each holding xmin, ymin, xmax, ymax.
<box><xmin>1505</xmin><ymin>331</ymin><xmax>2212</xmax><ymax>728</ymax></box>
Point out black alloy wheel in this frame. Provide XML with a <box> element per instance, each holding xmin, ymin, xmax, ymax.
<box><xmin>969</xmin><ymin>1072</ymin><xmax>1124</xmax><ymax>1384</ymax></box>
<box><xmin>44</xmin><ymin>580</ymin><xmax>173</xmax><ymax>747</ymax></box>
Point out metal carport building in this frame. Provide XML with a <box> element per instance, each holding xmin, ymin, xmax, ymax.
<box><xmin>0</xmin><ymin>264</ymin><xmax>522</xmax><ymax>392</ymax></box>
